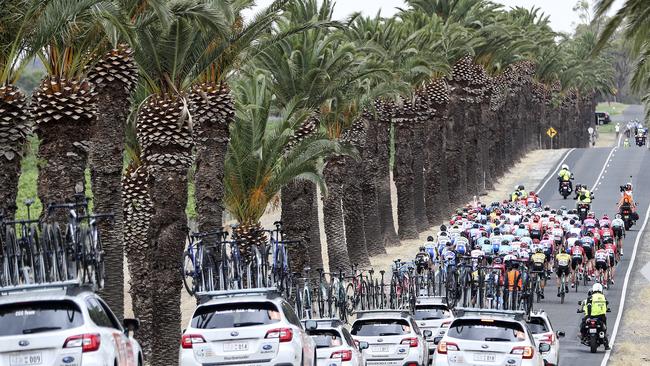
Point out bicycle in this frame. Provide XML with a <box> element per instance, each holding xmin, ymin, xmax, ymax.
<box><xmin>182</xmin><ymin>229</ymin><xmax>225</xmax><ymax>295</ymax></box>
<box><xmin>3</xmin><ymin>200</ymin><xmax>41</xmax><ymax>285</ymax></box>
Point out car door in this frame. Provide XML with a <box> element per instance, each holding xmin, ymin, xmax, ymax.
<box><xmin>280</xmin><ymin>301</ymin><xmax>314</xmax><ymax>364</ymax></box>
<box><xmin>85</xmin><ymin>297</ymin><xmax>127</xmax><ymax>365</ymax></box>
<box><xmin>97</xmin><ymin>298</ymin><xmax>138</xmax><ymax>366</ymax></box>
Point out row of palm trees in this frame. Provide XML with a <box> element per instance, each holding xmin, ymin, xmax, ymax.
<box><xmin>0</xmin><ymin>0</ymin><xmax>616</xmax><ymax>364</ymax></box>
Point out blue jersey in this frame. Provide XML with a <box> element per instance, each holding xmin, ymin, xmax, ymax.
<box><xmin>443</xmin><ymin>249</ymin><xmax>457</xmax><ymax>265</ymax></box>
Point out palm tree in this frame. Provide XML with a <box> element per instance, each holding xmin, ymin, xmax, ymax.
<box><xmin>224</xmin><ymin>72</ymin><xmax>347</xmax><ymax>262</ymax></box>
<box><xmin>29</xmin><ymin>0</ymin><xmax>110</xmax><ymax>222</ymax></box>
<box><xmin>129</xmin><ymin>2</ymin><xmax>235</xmax><ymax>361</ymax></box>
<box><xmin>0</xmin><ymin>0</ymin><xmax>35</xmax><ymax>218</ymax></box>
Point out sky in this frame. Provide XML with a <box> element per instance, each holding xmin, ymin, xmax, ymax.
<box><xmin>245</xmin><ymin>0</ymin><xmax>625</xmax><ymax>34</ymax></box>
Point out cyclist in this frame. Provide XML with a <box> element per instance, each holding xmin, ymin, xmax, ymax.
<box><xmin>424</xmin><ymin>236</ymin><xmax>437</xmax><ymax>259</ymax></box>
<box><xmin>576</xmin><ymin>185</ymin><xmax>594</xmax><ymax>209</ymax></box>
<box><xmin>604</xmin><ymin>238</ymin><xmax>617</xmax><ymax>283</ymax></box>
<box><xmin>594</xmin><ymin>243</ymin><xmax>610</xmax><ymax>289</ymax></box>
<box><xmin>415</xmin><ymin>246</ymin><xmax>432</xmax><ymax>275</ymax></box>
<box><xmin>612</xmin><ymin>214</ymin><xmax>625</xmax><ymax>252</ymax></box>
<box><xmin>555</xmin><ymin>246</ymin><xmax>572</xmax><ymax>296</ymax></box>
<box><xmin>557</xmin><ymin>164</ymin><xmax>573</xmax><ymax>192</ymax></box>
<box><xmin>571</xmin><ymin>240</ymin><xmax>586</xmax><ymax>288</ymax></box>
<box><xmin>531</xmin><ymin>247</ymin><xmax>547</xmax><ymax>299</ymax></box>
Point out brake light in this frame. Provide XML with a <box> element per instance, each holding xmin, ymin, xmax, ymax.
<box><xmin>401</xmin><ymin>337</ymin><xmax>418</xmax><ymax>347</ymax></box>
<box><xmin>181</xmin><ymin>334</ymin><xmax>206</xmax><ymax>349</ymax></box>
<box><xmin>511</xmin><ymin>346</ymin><xmax>534</xmax><ymax>359</ymax></box>
<box><xmin>437</xmin><ymin>341</ymin><xmax>459</xmax><ymax>354</ymax></box>
<box><xmin>590</xmin><ymin>320</ymin><xmax>597</xmax><ymax>326</ymax></box>
<box><xmin>331</xmin><ymin>350</ymin><xmax>352</xmax><ymax>361</ymax></box>
<box><xmin>265</xmin><ymin>328</ymin><xmax>293</xmax><ymax>342</ymax></box>
<box><xmin>541</xmin><ymin>332</ymin><xmax>554</xmax><ymax>344</ymax></box>
<box><xmin>63</xmin><ymin>334</ymin><xmax>101</xmax><ymax>352</ymax></box>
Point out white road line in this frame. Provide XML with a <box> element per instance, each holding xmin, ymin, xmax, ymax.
<box><xmin>592</xmin><ymin>147</ymin><xmax>617</xmax><ymax>189</ymax></box>
<box><xmin>617</xmin><ymin>131</ymin><xmax>624</xmax><ymax>147</ymax></box>
<box><xmin>537</xmin><ymin>148</ymin><xmax>576</xmax><ymax>193</ymax></box>
<box><xmin>600</xmin><ymin>203</ymin><xmax>650</xmax><ymax>366</ymax></box>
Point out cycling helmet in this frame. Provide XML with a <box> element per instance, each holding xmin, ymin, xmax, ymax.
<box><xmin>562</xmin><ymin>164</ymin><xmax>569</xmax><ymax>170</ymax></box>
<box><xmin>602</xmin><ymin>214</ymin><xmax>610</xmax><ymax>220</ymax></box>
<box><xmin>535</xmin><ymin>247</ymin><xmax>543</xmax><ymax>253</ymax></box>
<box><xmin>575</xmin><ymin>240</ymin><xmax>582</xmax><ymax>246</ymax></box>
<box><xmin>518</xmin><ymin>185</ymin><xmax>525</xmax><ymax>191</ymax></box>
<box><xmin>493</xmin><ymin>228</ymin><xmax>501</xmax><ymax>235</ymax></box>
<box><xmin>419</xmin><ymin>246</ymin><xmax>426</xmax><ymax>252</ymax></box>
<box><xmin>493</xmin><ymin>257</ymin><xmax>503</xmax><ymax>265</ymax></box>
<box><xmin>592</xmin><ymin>283</ymin><xmax>603</xmax><ymax>293</ymax></box>
<box><xmin>587</xmin><ymin>212</ymin><xmax>595</xmax><ymax>219</ymax></box>
<box><xmin>440</xmin><ymin>225</ymin><xmax>447</xmax><ymax>231</ymax></box>
<box><xmin>520</xmin><ymin>242</ymin><xmax>528</xmax><ymax>249</ymax></box>
<box><xmin>550</xmin><ymin>209</ymin><xmax>557</xmax><ymax>214</ymax></box>
<box><xmin>502</xmin><ymin>240</ymin><xmax>510</xmax><ymax>246</ymax></box>
<box><xmin>518</xmin><ymin>224</ymin><xmax>525</xmax><ymax>229</ymax></box>
<box><xmin>529</xmin><ymin>191</ymin><xmax>535</xmax><ymax>196</ymax></box>
<box><xmin>615</xmin><ymin>214</ymin><xmax>622</xmax><ymax>219</ymax></box>
<box><xmin>427</xmin><ymin>236</ymin><xmax>434</xmax><ymax>241</ymax></box>
<box><xmin>533</xmin><ymin>216</ymin><xmax>540</xmax><ymax>223</ymax></box>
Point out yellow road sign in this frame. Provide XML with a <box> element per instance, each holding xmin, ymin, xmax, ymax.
<box><xmin>547</xmin><ymin>127</ymin><xmax>557</xmax><ymax>139</ymax></box>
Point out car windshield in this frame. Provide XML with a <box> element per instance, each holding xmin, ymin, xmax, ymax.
<box><xmin>526</xmin><ymin>317</ymin><xmax>549</xmax><ymax>334</ymax></box>
<box><xmin>447</xmin><ymin>319</ymin><xmax>527</xmax><ymax>342</ymax></box>
<box><xmin>309</xmin><ymin>329</ymin><xmax>344</xmax><ymax>348</ymax></box>
<box><xmin>0</xmin><ymin>301</ymin><xmax>83</xmax><ymax>336</ymax></box>
<box><xmin>191</xmin><ymin>302</ymin><xmax>281</xmax><ymax>329</ymax></box>
<box><xmin>351</xmin><ymin>319</ymin><xmax>410</xmax><ymax>337</ymax></box>
<box><xmin>414</xmin><ymin>306</ymin><xmax>451</xmax><ymax>320</ymax></box>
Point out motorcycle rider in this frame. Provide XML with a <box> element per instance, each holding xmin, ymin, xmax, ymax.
<box><xmin>510</xmin><ymin>185</ymin><xmax>528</xmax><ymax>203</ymax></box>
<box><xmin>618</xmin><ymin>182</ymin><xmax>639</xmax><ymax>221</ymax></box>
<box><xmin>576</xmin><ymin>185</ymin><xmax>594</xmax><ymax>209</ymax></box>
<box><xmin>557</xmin><ymin>164</ymin><xmax>573</xmax><ymax>193</ymax></box>
<box><xmin>580</xmin><ymin>283</ymin><xmax>610</xmax><ymax>350</ymax></box>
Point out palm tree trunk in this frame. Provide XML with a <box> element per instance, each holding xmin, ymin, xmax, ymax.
<box><xmin>89</xmin><ymin>80</ymin><xmax>129</xmax><ymax>319</ymax></box>
<box><xmin>282</xmin><ymin>181</ymin><xmax>322</xmax><ymax>271</ymax></box>
<box><xmin>446</xmin><ymin>93</ymin><xmax>468</xmax><ymax>207</ymax></box>
<box><xmin>361</xmin><ymin>116</ymin><xmax>385</xmax><ymax>256</ymax></box>
<box><xmin>375</xmin><ymin>102</ymin><xmax>399</xmax><ymax>247</ymax></box>
<box><xmin>412</xmin><ymin>123</ymin><xmax>429</xmax><ymax>232</ymax></box>
<box><xmin>122</xmin><ymin>165</ymin><xmax>153</xmax><ymax>358</ymax></box>
<box><xmin>393</xmin><ymin>114</ymin><xmax>418</xmax><ymax>240</ymax></box>
<box><xmin>0</xmin><ymin>85</ymin><xmax>30</xmax><ymax>219</ymax></box>
<box><xmin>33</xmin><ymin>77</ymin><xmax>94</xmax><ymax>223</ymax></box>
<box><xmin>424</xmin><ymin>113</ymin><xmax>449</xmax><ymax>224</ymax></box>
<box><xmin>191</xmin><ymin>82</ymin><xmax>234</xmax><ymax>232</ymax></box>
<box><xmin>323</xmin><ymin>156</ymin><xmax>351</xmax><ymax>272</ymax></box>
<box><xmin>342</xmin><ymin>159</ymin><xmax>371</xmax><ymax>268</ymax></box>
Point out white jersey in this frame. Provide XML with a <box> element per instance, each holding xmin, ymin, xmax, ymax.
<box><xmin>595</xmin><ymin>249</ymin><xmax>608</xmax><ymax>262</ymax></box>
<box><xmin>552</xmin><ymin>228</ymin><xmax>564</xmax><ymax>241</ymax></box>
<box><xmin>612</xmin><ymin>218</ymin><xmax>625</xmax><ymax>228</ymax></box>
<box><xmin>566</xmin><ymin>237</ymin><xmax>578</xmax><ymax>248</ymax></box>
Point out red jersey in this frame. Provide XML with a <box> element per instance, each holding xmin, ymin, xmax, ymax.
<box><xmin>571</xmin><ymin>245</ymin><xmax>586</xmax><ymax>259</ymax></box>
<box><xmin>604</xmin><ymin>243</ymin><xmax>617</xmax><ymax>257</ymax></box>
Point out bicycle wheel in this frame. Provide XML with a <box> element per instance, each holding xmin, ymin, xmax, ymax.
<box><xmin>45</xmin><ymin>224</ymin><xmax>66</xmax><ymax>281</ymax></box>
<box><xmin>27</xmin><ymin>224</ymin><xmax>46</xmax><ymax>284</ymax></box>
<box><xmin>345</xmin><ymin>282</ymin><xmax>356</xmax><ymax>315</ymax></box>
<box><xmin>65</xmin><ymin>225</ymin><xmax>80</xmax><ymax>281</ymax></box>
<box><xmin>40</xmin><ymin>224</ymin><xmax>57</xmax><ymax>282</ymax></box>
<box><xmin>181</xmin><ymin>250</ymin><xmax>197</xmax><ymax>295</ymax></box>
<box><xmin>78</xmin><ymin>227</ymin><xmax>94</xmax><ymax>286</ymax></box>
<box><xmin>91</xmin><ymin>227</ymin><xmax>105</xmax><ymax>289</ymax></box>
<box><xmin>5</xmin><ymin>226</ymin><xmax>19</xmax><ymax>285</ymax></box>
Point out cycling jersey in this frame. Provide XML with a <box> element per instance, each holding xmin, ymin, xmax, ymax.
<box><xmin>571</xmin><ymin>245</ymin><xmax>585</xmax><ymax>258</ymax></box>
<box><xmin>518</xmin><ymin>248</ymin><xmax>531</xmax><ymax>260</ymax></box>
<box><xmin>604</xmin><ymin>243</ymin><xmax>616</xmax><ymax>257</ymax></box>
<box><xmin>566</xmin><ymin>237</ymin><xmax>578</xmax><ymax>247</ymax></box>
<box><xmin>443</xmin><ymin>249</ymin><xmax>457</xmax><ymax>265</ymax></box>
<box><xmin>595</xmin><ymin>249</ymin><xmax>608</xmax><ymax>263</ymax></box>
<box><xmin>612</xmin><ymin>219</ymin><xmax>624</xmax><ymax>228</ymax></box>
<box><xmin>471</xmin><ymin>249</ymin><xmax>485</xmax><ymax>258</ymax></box>
<box><xmin>424</xmin><ymin>243</ymin><xmax>437</xmax><ymax>259</ymax></box>
<box><xmin>531</xmin><ymin>252</ymin><xmax>546</xmax><ymax>264</ymax></box>
<box><xmin>556</xmin><ymin>253</ymin><xmax>571</xmax><ymax>267</ymax></box>
<box><xmin>552</xmin><ymin>228</ymin><xmax>563</xmax><ymax>241</ymax></box>
<box><xmin>514</xmin><ymin>228</ymin><xmax>529</xmax><ymax>237</ymax></box>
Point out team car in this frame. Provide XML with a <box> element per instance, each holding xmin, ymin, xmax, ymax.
<box><xmin>526</xmin><ymin>310</ymin><xmax>564</xmax><ymax>366</ymax></box>
<box><xmin>302</xmin><ymin>319</ymin><xmax>366</xmax><ymax>366</ymax></box>
<box><xmin>179</xmin><ymin>288</ymin><xmax>316</xmax><ymax>366</ymax></box>
<box><xmin>0</xmin><ymin>281</ymin><xmax>143</xmax><ymax>366</ymax></box>
<box><xmin>413</xmin><ymin>296</ymin><xmax>454</xmax><ymax>364</ymax></box>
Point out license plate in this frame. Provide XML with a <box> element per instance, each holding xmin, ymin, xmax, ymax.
<box><xmin>371</xmin><ymin>345</ymin><xmax>389</xmax><ymax>353</ymax></box>
<box><xmin>589</xmin><ymin>328</ymin><xmax>597</xmax><ymax>333</ymax></box>
<box><xmin>10</xmin><ymin>352</ymin><xmax>43</xmax><ymax>366</ymax></box>
<box><xmin>223</xmin><ymin>342</ymin><xmax>249</xmax><ymax>352</ymax></box>
<box><xmin>473</xmin><ymin>353</ymin><xmax>496</xmax><ymax>362</ymax></box>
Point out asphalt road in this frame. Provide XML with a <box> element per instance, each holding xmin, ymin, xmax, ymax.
<box><xmin>533</xmin><ymin>106</ymin><xmax>648</xmax><ymax>365</ymax></box>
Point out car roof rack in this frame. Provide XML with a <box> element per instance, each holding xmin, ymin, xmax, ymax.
<box><xmin>355</xmin><ymin>309</ymin><xmax>411</xmax><ymax>319</ymax></box>
<box><xmin>454</xmin><ymin>308</ymin><xmax>527</xmax><ymax>321</ymax></box>
<box><xmin>196</xmin><ymin>287</ymin><xmax>282</xmax><ymax>303</ymax></box>
<box><xmin>415</xmin><ymin>296</ymin><xmax>447</xmax><ymax>305</ymax></box>
<box><xmin>301</xmin><ymin>318</ymin><xmax>344</xmax><ymax>328</ymax></box>
<box><xmin>0</xmin><ymin>279</ymin><xmax>94</xmax><ymax>296</ymax></box>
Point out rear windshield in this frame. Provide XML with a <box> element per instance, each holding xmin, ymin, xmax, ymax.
<box><xmin>309</xmin><ymin>329</ymin><xmax>344</xmax><ymax>348</ymax></box>
<box><xmin>414</xmin><ymin>305</ymin><xmax>452</xmax><ymax>320</ymax></box>
<box><xmin>526</xmin><ymin>317</ymin><xmax>549</xmax><ymax>334</ymax></box>
<box><xmin>351</xmin><ymin>319</ymin><xmax>410</xmax><ymax>337</ymax></box>
<box><xmin>191</xmin><ymin>302</ymin><xmax>280</xmax><ymax>329</ymax></box>
<box><xmin>0</xmin><ymin>301</ymin><xmax>83</xmax><ymax>336</ymax></box>
<box><xmin>447</xmin><ymin>319</ymin><xmax>526</xmax><ymax>342</ymax></box>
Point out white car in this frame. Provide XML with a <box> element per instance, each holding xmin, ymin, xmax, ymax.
<box><xmin>302</xmin><ymin>319</ymin><xmax>366</xmax><ymax>366</ymax></box>
<box><xmin>351</xmin><ymin>310</ymin><xmax>430</xmax><ymax>366</ymax></box>
<box><xmin>433</xmin><ymin>308</ymin><xmax>549</xmax><ymax>366</ymax></box>
<box><xmin>527</xmin><ymin>311</ymin><xmax>564</xmax><ymax>366</ymax></box>
<box><xmin>0</xmin><ymin>282</ymin><xmax>143</xmax><ymax>366</ymax></box>
<box><xmin>413</xmin><ymin>297</ymin><xmax>454</xmax><ymax>364</ymax></box>
<box><xmin>179</xmin><ymin>288</ymin><xmax>316</xmax><ymax>366</ymax></box>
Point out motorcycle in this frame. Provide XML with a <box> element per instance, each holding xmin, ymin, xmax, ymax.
<box><xmin>577</xmin><ymin>203</ymin><xmax>590</xmax><ymax>222</ymax></box>
<box><xmin>578</xmin><ymin>302</ymin><xmax>611</xmax><ymax>353</ymax></box>
<box><xmin>620</xmin><ymin>207</ymin><xmax>635</xmax><ymax>230</ymax></box>
<box><xmin>636</xmin><ymin>135</ymin><xmax>646</xmax><ymax>147</ymax></box>
<box><xmin>559</xmin><ymin>181</ymin><xmax>572</xmax><ymax>199</ymax></box>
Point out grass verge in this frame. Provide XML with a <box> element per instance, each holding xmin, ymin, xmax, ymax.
<box><xmin>596</xmin><ymin>102</ymin><xmax>629</xmax><ymax>116</ymax></box>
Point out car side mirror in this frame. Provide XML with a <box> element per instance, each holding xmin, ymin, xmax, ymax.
<box><xmin>557</xmin><ymin>331</ymin><xmax>565</xmax><ymax>338</ymax></box>
<box><xmin>305</xmin><ymin>320</ymin><xmax>318</xmax><ymax>331</ymax></box>
<box><xmin>123</xmin><ymin>318</ymin><xmax>140</xmax><ymax>335</ymax></box>
<box><xmin>433</xmin><ymin>336</ymin><xmax>443</xmax><ymax>345</ymax></box>
<box><xmin>423</xmin><ymin>330</ymin><xmax>433</xmax><ymax>338</ymax></box>
<box><xmin>358</xmin><ymin>341</ymin><xmax>369</xmax><ymax>350</ymax></box>
<box><xmin>539</xmin><ymin>343</ymin><xmax>551</xmax><ymax>353</ymax></box>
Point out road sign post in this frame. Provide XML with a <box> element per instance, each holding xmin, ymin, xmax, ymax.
<box><xmin>546</xmin><ymin>127</ymin><xmax>557</xmax><ymax>149</ymax></box>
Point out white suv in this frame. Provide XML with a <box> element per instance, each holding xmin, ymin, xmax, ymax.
<box><xmin>433</xmin><ymin>309</ymin><xmax>549</xmax><ymax>366</ymax></box>
<box><xmin>179</xmin><ymin>288</ymin><xmax>316</xmax><ymax>366</ymax></box>
<box><xmin>302</xmin><ymin>319</ymin><xmax>366</xmax><ymax>366</ymax></box>
<box><xmin>413</xmin><ymin>297</ymin><xmax>454</xmax><ymax>363</ymax></box>
<box><xmin>526</xmin><ymin>311</ymin><xmax>564</xmax><ymax>366</ymax></box>
<box><xmin>0</xmin><ymin>282</ymin><xmax>143</xmax><ymax>366</ymax></box>
<box><xmin>351</xmin><ymin>310</ymin><xmax>430</xmax><ymax>366</ymax></box>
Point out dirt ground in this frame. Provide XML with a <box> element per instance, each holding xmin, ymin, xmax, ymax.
<box><xmin>122</xmin><ymin>147</ymin><xmax>569</xmax><ymax>328</ymax></box>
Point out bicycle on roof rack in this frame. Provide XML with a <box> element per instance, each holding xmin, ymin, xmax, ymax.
<box><xmin>1</xmin><ymin>199</ymin><xmax>42</xmax><ymax>286</ymax></box>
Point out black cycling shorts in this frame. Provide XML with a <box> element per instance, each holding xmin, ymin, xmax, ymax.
<box><xmin>556</xmin><ymin>265</ymin><xmax>570</xmax><ymax>277</ymax></box>
<box><xmin>609</xmin><ymin>255</ymin><xmax>616</xmax><ymax>267</ymax></box>
<box><xmin>595</xmin><ymin>261</ymin><xmax>608</xmax><ymax>271</ymax></box>
<box><xmin>613</xmin><ymin>227</ymin><xmax>623</xmax><ymax>238</ymax></box>
<box><xmin>571</xmin><ymin>257</ymin><xmax>582</xmax><ymax>270</ymax></box>
<box><xmin>583</xmin><ymin>246</ymin><xmax>594</xmax><ymax>260</ymax></box>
